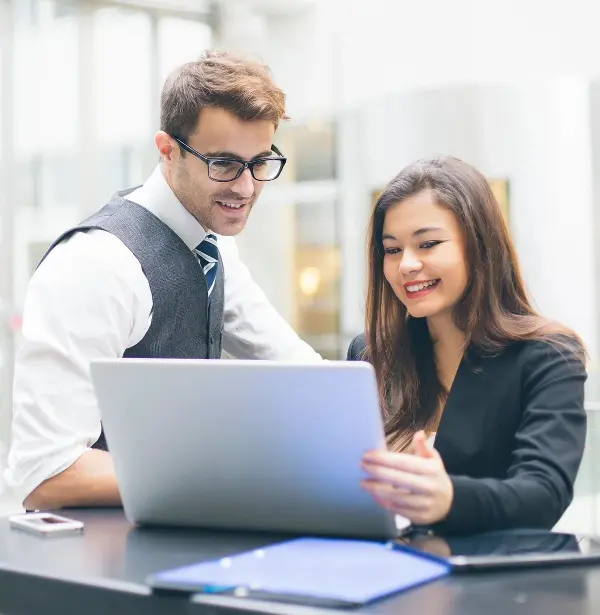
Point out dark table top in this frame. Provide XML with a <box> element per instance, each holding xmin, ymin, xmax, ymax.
<box><xmin>0</xmin><ymin>508</ymin><xmax>599</xmax><ymax>615</ymax></box>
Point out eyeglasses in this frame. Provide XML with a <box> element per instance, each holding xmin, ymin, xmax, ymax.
<box><xmin>172</xmin><ymin>136</ymin><xmax>287</xmax><ymax>182</ymax></box>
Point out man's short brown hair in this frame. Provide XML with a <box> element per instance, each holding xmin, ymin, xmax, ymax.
<box><xmin>160</xmin><ymin>50</ymin><xmax>287</xmax><ymax>142</ymax></box>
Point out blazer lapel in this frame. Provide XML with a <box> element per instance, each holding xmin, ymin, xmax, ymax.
<box><xmin>434</xmin><ymin>348</ymin><xmax>500</xmax><ymax>471</ymax></box>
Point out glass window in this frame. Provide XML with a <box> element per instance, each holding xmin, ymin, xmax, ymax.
<box><xmin>94</xmin><ymin>7</ymin><xmax>152</xmax><ymax>144</ymax></box>
<box><xmin>14</xmin><ymin>0</ymin><xmax>79</xmax><ymax>155</ymax></box>
<box><xmin>158</xmin><ymin>17</ymin><xmax>212</xmax><ymax>83</ymax></box>
<box><xmin>294</xmin><ymin>199</ymin><xmax>341</xmax><ymax>359</ymax></box>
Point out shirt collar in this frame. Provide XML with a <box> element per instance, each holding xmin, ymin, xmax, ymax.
<box><xmin>125</xmin><ymin>164</ymin><xmax>208</xmax><ymax>250</ymax></box>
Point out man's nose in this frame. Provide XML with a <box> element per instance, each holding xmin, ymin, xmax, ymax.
<box><xmin>229</xmin><ymin>168</ymin><xmax>254</xmax><ymax>197</ymax></box>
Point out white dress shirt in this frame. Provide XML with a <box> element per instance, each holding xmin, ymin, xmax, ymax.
<box><xmin>5</xmin><ymin>165</ymin><xmax>321</xmax><ymax>501</ymax></box>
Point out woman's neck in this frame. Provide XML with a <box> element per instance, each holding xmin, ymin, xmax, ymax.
<box><xmin>426</xmin><ymin>314</ymin><xmax>467</xmax><ymax>415</ymax></box>
<box><xmin>427</xmin><ymin>313</ymin><xmax>467</xmax><ymax>364</ymax></box>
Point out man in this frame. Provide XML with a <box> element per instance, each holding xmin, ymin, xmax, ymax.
<box><xmin>6</xmin><ymin>51</ymin><xmax>321</xmax><ymax>510</ymax></box>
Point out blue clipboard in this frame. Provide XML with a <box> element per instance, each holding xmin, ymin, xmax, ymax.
<box><xmin>147</xmin><ymin>537</ymin><xmax>450</xmax><ymax>607</ymax></box>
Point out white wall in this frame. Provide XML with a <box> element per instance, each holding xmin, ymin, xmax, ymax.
<box><xmin>507</xmin><ymin>80</ymin><xmax>596</xmax><ymax>358</ymax></box>
<box><xmin>328</xmin><ymin>0</ymin><xmax>600</xmax><ymax>105</ymax></box>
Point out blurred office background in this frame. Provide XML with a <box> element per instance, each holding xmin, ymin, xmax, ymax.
<box><xmin>1</xmin><ymin>0</ymin><xmax>600</xmax><ymax>527</ymax></box>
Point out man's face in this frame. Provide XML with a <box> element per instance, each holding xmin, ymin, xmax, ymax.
<box><xmin>160</xmin><ymin>107</ymin><xmax>276</xmax><ymax>235</ymax></box>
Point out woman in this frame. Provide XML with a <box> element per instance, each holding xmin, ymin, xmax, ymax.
<box><xmin>349</xmin><ymin>156</ymin><xmax>587</xmax><ymax>535</ymax></box>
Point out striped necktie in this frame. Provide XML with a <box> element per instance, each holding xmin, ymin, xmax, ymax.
<box><xmin>194</xmin><ymin>234</ymin><xmax>220</xmax><ymax>297</ymax></box>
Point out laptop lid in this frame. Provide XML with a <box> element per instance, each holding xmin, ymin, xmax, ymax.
<box><xmin>90</xmin><ymin>359</ymin><xmax>401</xmax><ymax>539</ymax></box>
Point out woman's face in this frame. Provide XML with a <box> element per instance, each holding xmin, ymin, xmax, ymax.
<box><xmin>382</xmin><ymin>189</ymin><xmax>469</xmax><ymax>321</ymax></box>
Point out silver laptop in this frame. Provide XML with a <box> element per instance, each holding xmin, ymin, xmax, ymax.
<box><xmin>90</xmin><ymin>359</ymin><xmax>403</xmax><ymax>539</ymax></box>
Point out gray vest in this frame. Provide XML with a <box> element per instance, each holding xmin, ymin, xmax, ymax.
<box><xmin>40</xmin><ymin>190</ymin><xmax>225</xmax><ymax>449</ymax></box>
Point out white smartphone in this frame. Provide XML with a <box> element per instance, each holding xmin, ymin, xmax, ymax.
<box><xmin>8</xmin><ymin>512</ymin><xmax>84</xmax><ymax>537</ymax></box>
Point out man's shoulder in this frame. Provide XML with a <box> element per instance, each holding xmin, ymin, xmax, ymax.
<box><xmin>35</xmin><ymin>229</ymin><xmax>141</xmax><ymax>286</ymax></box>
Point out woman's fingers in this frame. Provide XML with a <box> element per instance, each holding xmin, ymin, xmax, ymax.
<box><xmin>361</xmin><ymin>481</ymin><xmax>431</xmax><ymax>512</ymax></box>
<box><xmin>362</xmin><ymin>450</ymin><xmax>435</xmax><ymax>475</ymax></box>
<box><xmin>361</xmin><ymin>462</ymin><xmax>434</xmax><ymax>495</ymax></box>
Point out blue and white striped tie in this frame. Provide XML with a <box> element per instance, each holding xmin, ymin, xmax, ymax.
<box><xmin>194</xmin><ymin>234</ymin><xmax>220</xmax><ymax>297</ymax></box>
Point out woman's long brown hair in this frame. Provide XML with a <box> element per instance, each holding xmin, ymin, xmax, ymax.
<box><xmin>365</xmin><ymin>156</ymin><xmax>584</xmax><ymax>450</ymax></box>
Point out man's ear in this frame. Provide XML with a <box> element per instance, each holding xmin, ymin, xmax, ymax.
<box><xmin>155</xmin><ymin>131</ymin><xmax>177</xmax><ymax>164</ymax></box>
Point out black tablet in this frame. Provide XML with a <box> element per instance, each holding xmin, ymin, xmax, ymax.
<box><xmin>396</xmin><ymin>528</ymin><xmax>600</xmax><ymax>572</ymax></box>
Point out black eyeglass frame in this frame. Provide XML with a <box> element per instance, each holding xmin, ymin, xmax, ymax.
<box><xmin>172</xmin><ymin>136</ymin><xmax>287</xmax><ymax>182</ymax></box>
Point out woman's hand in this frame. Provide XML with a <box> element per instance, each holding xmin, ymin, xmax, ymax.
<box><xmin>360</xmin><ymin>431</ymin><xmax>454</xmax><ymax>525</ymax></box>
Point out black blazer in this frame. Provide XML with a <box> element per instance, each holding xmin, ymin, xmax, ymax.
<box><xmin>347</xmin><ymin>334</ymin><xmax>587</xmax><ymax>535</ymax></box>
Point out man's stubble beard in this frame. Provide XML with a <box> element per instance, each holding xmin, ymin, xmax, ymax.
<box><xmin>173</xmin><ymin>162</ymin><xmax>258</xmax><ymax>234</ymax></box>
<box><xmin>174</xmin><ymin>167</ymin><xmax>213</xmax><ymax>231</ymax></box>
